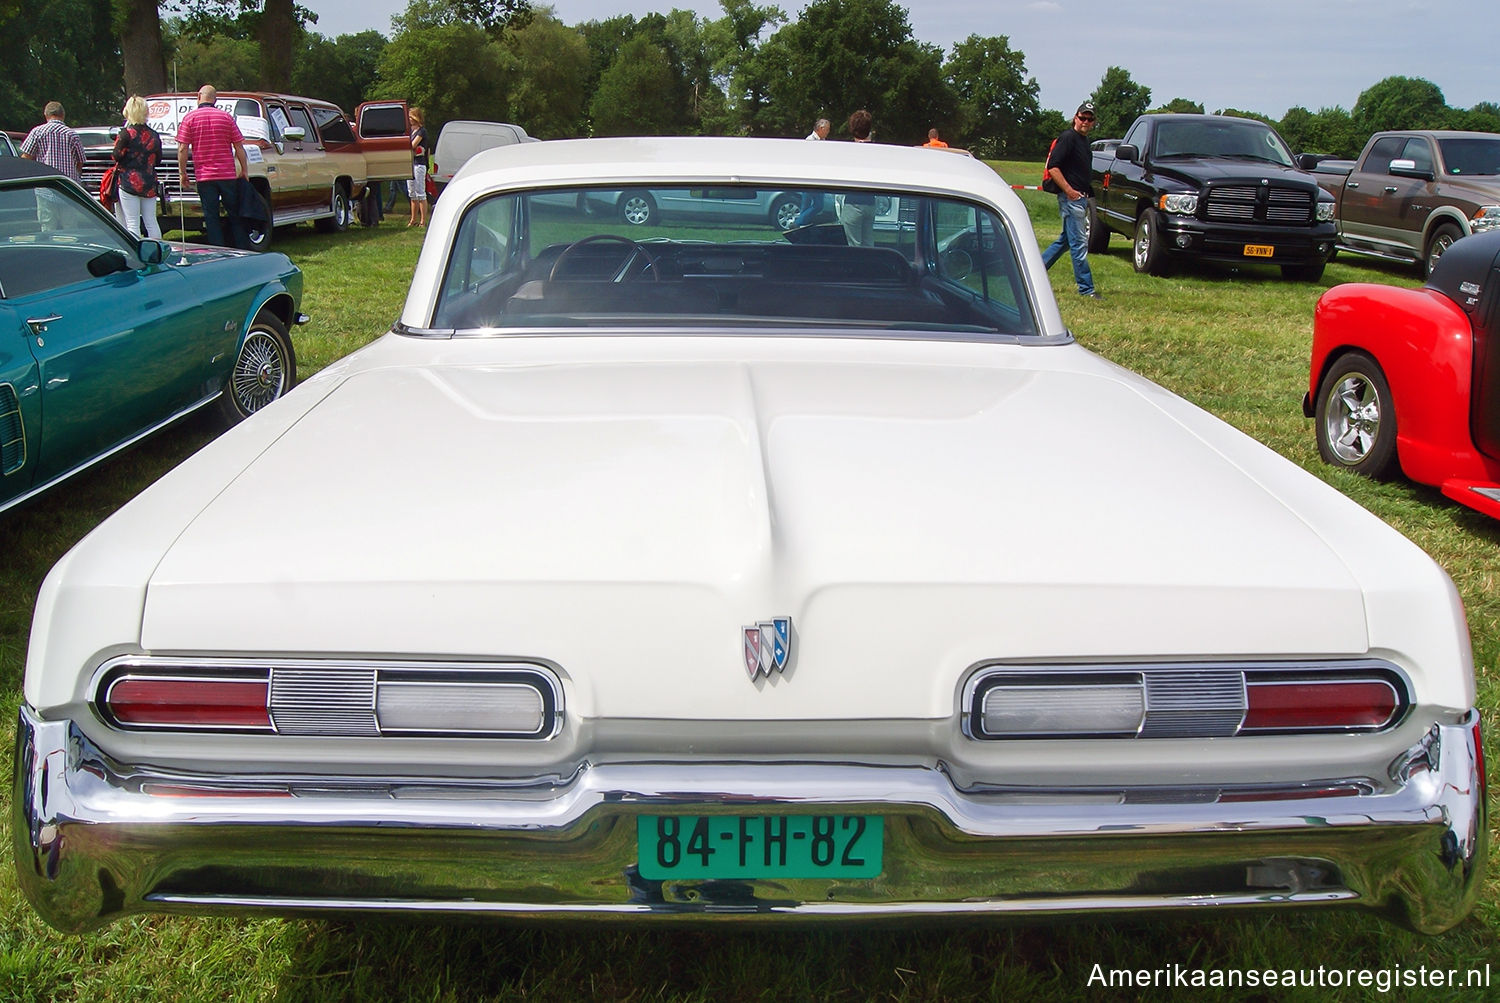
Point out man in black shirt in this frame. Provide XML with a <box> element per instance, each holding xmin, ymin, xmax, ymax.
<box><xmin>1042</xmin><ymin>101</ymin><xmax>1101</xmax><ymax>299</ymax></box>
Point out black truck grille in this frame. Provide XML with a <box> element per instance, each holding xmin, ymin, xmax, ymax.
<box><xmin>1203</xmin><ymin>184</ymin><xmax>1313</xmax><ymax>225</ymax></box>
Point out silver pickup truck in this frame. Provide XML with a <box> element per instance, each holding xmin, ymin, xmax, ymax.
<box><xmin>1312</xmin><ymin>130</ymin><xmax>1500</xmax><ymax>276</ymax></box>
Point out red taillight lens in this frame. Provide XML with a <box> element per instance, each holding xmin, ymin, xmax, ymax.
<box><xmin>105</xmin><ymin>676</ymin><xmax>272</xmax><ymax>730</ymax></box>
<box><xmin>1243</xmin><ymin>679</ymin><xmax>1399</xmax><ymax>732</ymax></box>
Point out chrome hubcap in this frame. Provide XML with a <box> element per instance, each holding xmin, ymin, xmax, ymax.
<box><xmin>1134</xmin><ymin>221</ymin><xmax>1151</xmax><ymax>268</ymax></box>
<box><xmin>1326</xmin><ymin>373</ymin><xmax>1380</xmax><ymax>463</ymax></box>
<box><xmin>231</xmin><ymin>330</ymin><xmax>285</xmax><ymax>414</ymax></box>
<box><xmin>622</xmin><ymin>198</ymin><xmax>650</xmax><ymax>225</ymax></box>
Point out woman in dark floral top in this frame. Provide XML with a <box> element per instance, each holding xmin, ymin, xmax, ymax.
<box><xmin>112</xmin><ymin>95</ymin><xmax>163</xmax><ymax>238</ymax></box>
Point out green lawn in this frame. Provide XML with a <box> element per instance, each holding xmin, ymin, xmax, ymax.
<box><xmin>1</xmin><ymin>178</ymin><xmax>1495</xmax><ymax>1000</ymax></box>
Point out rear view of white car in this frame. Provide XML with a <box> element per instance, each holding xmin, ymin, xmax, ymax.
<box><xmin>14</xmin><ymin>137</ymin><xmax>1485</xmax><ymax>935</ymax></box>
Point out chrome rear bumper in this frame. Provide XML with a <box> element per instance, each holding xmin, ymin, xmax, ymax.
<box><xmin>13</xmin><ymin>707</ymin><xmax>1486</xmax><ymax>933</ymax></box>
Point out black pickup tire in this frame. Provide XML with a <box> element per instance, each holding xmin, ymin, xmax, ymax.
<box><xmin>1424</xmin><ymin>223</ymin><xmax>1462</xmax><ymax>278</ymax></box>
<box><xmin>1085</xmin><ymin>199</ymin><xmax>1110</xmax><ymax>253</ymax></box>
<box><xmin>1132</xmin><ymin>209</ymin><xmax>1170</xmax><ymax>276</ymax></box>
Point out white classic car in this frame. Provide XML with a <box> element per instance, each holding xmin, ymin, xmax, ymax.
<box><xmin>14</xmin><ymin>137</ymin><xmax>1485</xmax><ymax>933</ymax></box>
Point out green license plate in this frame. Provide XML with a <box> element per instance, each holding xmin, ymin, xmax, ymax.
<box><xmin>637</xmin><ymin>814</ymin><xmax>883</xmax><ymax>880</ymax></box>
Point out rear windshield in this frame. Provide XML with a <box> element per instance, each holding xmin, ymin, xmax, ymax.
<box><xmin>431</xmin><ymin>184</ymin><xmax>1038</xmax><ymax>338</ymax></box>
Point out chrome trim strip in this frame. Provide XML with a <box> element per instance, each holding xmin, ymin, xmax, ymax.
<box><xmin>90</xmin><ymin>656</ymin><xmax>566</xmax><ymax>740</ymax></box>
<box><xmin>962</xmin><ymin>659</ymin><xmax>1412</xmax><ymax>739</ymax></box>
<box><xmin>13</xmin><ymin>706</ymin><xmax>1485</xmax><ymax>934</ymax></box>
<box><xmin>0</xmin><ymin>392</ymin><xmax>218</xmax><ymax>516</ymax></box>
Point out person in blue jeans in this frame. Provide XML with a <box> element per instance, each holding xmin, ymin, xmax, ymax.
<box><xmin>1041</xmin><ymin>101</ymin><xmax>1101</xmax><ymax>299</ymax></box>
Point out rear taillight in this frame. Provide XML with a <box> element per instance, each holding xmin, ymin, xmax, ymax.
<box><xmin>95</xmin><ymin>659</ymin><xmax>562</xmax><ymax>738</ymax></box>
<box><xmin>1242</xmin><ymin>678</ymin><xmax>1400</xmax><ymax>732</ymax></box>
<box><xmin>967</xmin><ymin>662</ymin><xmax>1407</xmax><ymax>740</ymax></box>
<box><xmin>104</xmin><ymin>675</ymin><xmax>272</xmax><ymax>731</ymax></box>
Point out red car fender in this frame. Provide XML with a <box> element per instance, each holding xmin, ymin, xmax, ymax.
<box><xmin>1310</xmin><ymin>283</ymin><xmax>1488</xmax><ymax>487</ymax></box>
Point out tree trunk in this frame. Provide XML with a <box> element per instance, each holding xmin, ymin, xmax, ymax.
<box><xmin>259</xmin><ymin>0</ymin><xmax>295</xmax><ymax>91</ymax></box>
<box><xmin>119</xmin><ymin>0</ymin><xmax>168</xmax><ymax>96</ymax></box>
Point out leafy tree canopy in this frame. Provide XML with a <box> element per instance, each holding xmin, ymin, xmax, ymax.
<box><xmin>943</xmin><ymin>34</ymin><xmax>1040</xmax><ymax>158</ymax></box>
<box><xmin>589</xmin><ymin>34</ymin><xmax>679</xmax><ymax>136</ymax></box>
<box><xmin>755</xmin><ymin>0</ymin><xmax>942</xmax><ymax>142</ymax></box>
<box><xmin>1089</xmin><ymin>66</ymin><xmax>1150</xmax><ymax>137</ymax></box>
<box><xmin>1353</xmin><ymin>75</ymin><xmax>1449</xmax><ymax>132</ymax></box>
<box><xmin>1149</xmin><ymin>97</ymin><xmax>1203</xmax><ymax>115</ymax></box>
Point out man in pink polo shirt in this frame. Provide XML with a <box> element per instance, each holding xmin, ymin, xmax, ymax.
<box><xmin>176</xmin><ymin>85</ymin><xmax>250</xmax><ymax>249</ymax></box>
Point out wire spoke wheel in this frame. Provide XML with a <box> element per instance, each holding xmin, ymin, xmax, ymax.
<box><xmin>218</xmin><ymin>315</ymin><xmax>296</xmax><ymax>424</ymax></box>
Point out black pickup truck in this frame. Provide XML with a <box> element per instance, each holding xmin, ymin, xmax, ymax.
<box><xmin>1087</xmin><ymin>114</ymin><xmax>1337</xmax><ymax>280</ymax></box>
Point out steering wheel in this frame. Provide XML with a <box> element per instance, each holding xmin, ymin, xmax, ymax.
<box><xmin>549</xmin><ymin>234</ymin><xmax>659</xmax><ymax>282</ymax></box>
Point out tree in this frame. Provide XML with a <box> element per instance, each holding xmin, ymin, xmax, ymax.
<box><xmin>1149</xmin><ymin>97</ymin><xmax>1202</xmax><ymax>115</ymax></box>
<box><xmin>589</xmin><ymin>35</ymin><xmax>680</xmax><ymax>135</ymax></box>
<box><xmin>1027</xmin><ymin>108</ymin><xmax>1068</xmax><ymax>158</ymax></box>
<box><xmin>1088</xmin><ymin>66</ymin><xmax>1149</xmax><ymax>138</ymax></box>
<box><xmin>292</xmin><ymin>30</ymin><xmax>387</xmax><ymax>114</ymax></box>
<box><xmin>754</xmin><ymin>0</ymin><xmax>954</xmax><ymax>143</ymax></box>
<box><xmin>374</xmin><ymin>19</ymin><xmax>513</xmax><ymax>128</ymax></box>
<box><xmin>943</xmin><ymin>34</ymin><xmax>1040</xmax><ymax>158</ymax></box>
<box><xmin>166</xmin><ymin>22</ymin><xmax>261</xmax><ymax>92</ymax></box>
<box><xmin>1457</xmin><ymin>101</ymin><xmax>1500</xmax><ymax>134</ymax></box>
<box><xmin>503</xmin><ymin>12</ymin><xmax>589</xmax><ymax>137</ymax></box>
<box><xmin>2</xmin><ymin>0</ymin><xmax>122</xmax><ymax>130</ymax></box>
<box><xmin>1353</xmin><ymin>75</ymin><xmax>1449</xmax><ymax>133</ymax></box>
<box><xmin>1277</xmin><ymin>105</ymin><xmax>1361</xmax><ymax>157</ymax></box>
<box><xmin>712</xmin><ymin>0</ymin><xmax>785</xmax><ymax>133</ymax></box>
<box><xmin>118</xmin><ymin>0</ymin><xmax>169</xmax><ymax>95</ymax></box>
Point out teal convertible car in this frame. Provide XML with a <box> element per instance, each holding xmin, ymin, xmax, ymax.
<box><xmin>0</xmin><ymin>158</ymin><xmax>304</xmax><ymax>514</ymax></box>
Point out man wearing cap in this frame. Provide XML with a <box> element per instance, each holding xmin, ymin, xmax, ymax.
<box><xmin>1041</xmin><ymin>102</ymin><xmax>1101</xmax><ymax>299</ymax></box>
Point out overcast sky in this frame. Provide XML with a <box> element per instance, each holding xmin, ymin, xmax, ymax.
<box><xmin>307</xmin><ymin>0</ymin><xmax>1490</xmax><ymax>124</ymax></box>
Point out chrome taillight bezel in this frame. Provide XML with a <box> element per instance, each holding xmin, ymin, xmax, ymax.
<box><xmin>962</xmin><ymin>659</ymin><xmax>1410</xmax><ymax>740</ymax></box>
<box><xmin>93</xmin><ymin>656</ymin><xmax>565</xmax><ymax>739</ymax></box>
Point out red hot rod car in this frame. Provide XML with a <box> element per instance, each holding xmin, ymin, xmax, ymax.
<box><xmin>1307</xmin><ymin>229</ymin><xmax>1500</xmax><ymax>519</ymax></box>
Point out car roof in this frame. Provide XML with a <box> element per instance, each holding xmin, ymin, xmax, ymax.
<box><xmin>455</xmin><ymin>136</ymin><xmax>1009</xmax><ymax>200</ymax></box>
<box><xmin>147</xmin><ymin>91</ymin><xmax>344</xmax><ymax>111</ymax></box>
<box><xmin>0</xmin><ymin>156</ymin><xmax>64</xmax><ymax>183</ymax></box>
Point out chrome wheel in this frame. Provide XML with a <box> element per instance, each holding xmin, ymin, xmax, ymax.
<box><xmin>217</xmin><ymin>315</ymin><xmax>296</xmax><ymax>424</ymax></box>
<box><xmin>1324</xmin><ymin>375</ymin><xmax>1381</xmax><ymax>464</ymax></box>
<box><xmin>1425</xmin><ymin>223</ymin><xmax>1461</xmax><ymax>278</ymax></box>
<box><xmin>1314</xmin><ymin>351</ymin><xmax>1396</xmax><ymax>478</ymax></box>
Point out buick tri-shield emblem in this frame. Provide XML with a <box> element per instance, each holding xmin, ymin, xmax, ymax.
<box><xmin>743</xmin><ymin>617</ymin><xmax>791</xmax><ymax>678</ymax></box>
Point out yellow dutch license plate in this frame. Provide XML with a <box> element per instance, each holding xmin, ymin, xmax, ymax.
<box><xmin>1243</xmin><ymin>244</ymin><xmax>1275</xmax><ymax>258</ymax></box>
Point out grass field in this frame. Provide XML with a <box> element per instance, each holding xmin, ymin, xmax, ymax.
<box><xmin>0</xmin><ymin>169</ymin><xmax>1495</xmax><ymax>1000</ymax></box>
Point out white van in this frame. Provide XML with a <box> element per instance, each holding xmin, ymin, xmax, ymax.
<box><xmin>431</xmin><ymin>121</ymin><xmax>534</xmax><ymax>189</ymax></box>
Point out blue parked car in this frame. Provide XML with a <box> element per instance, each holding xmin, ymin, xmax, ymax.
<box><xmin>0</xmin><ymin>157</ymin><xmax>305</xmax><ymax>514</ymax></box>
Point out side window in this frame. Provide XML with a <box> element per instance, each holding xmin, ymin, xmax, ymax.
<box><xmin>931</xmin><ymin>201</ymin><xmax>1035</xmax><ymax>334</ymax></box>
<box><xmin>266</xmin><ymin>105</ymin><xmax>291</xmax><ymax>143</ymax></box>
<box><xmin>434</xmin><ymin>194</ymin><xmax>520</xmax><ymax>327</ymax></box>
<box><xmin>1400</xmin><ymin>137</ymin><xmax>1434</xmax><ymax>173</ymax></box>
<box><xmin>1364</xmin><ymin>136</ymin><xmax>1406</xmax><ymax>175</ymax></box>
<box><xmin>0</xmin><ymin>185</ymin><xmax>141</xmax><ymax>298</ymax></box>
<box><xmin>312</xmin><ymin>107</ymin><xmax>355</xmax><ymax>144</ymax></box>
<box><xmin>286</xmin><ymin>106</ymin><xmax>317</xmax><ymax>144</ymax></box>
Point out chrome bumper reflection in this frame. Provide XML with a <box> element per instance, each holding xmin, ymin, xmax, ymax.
<box><xmin>13</xmin><ymin>707</ymin><xmax>1486</xmax><ymax>934</ymax></box>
